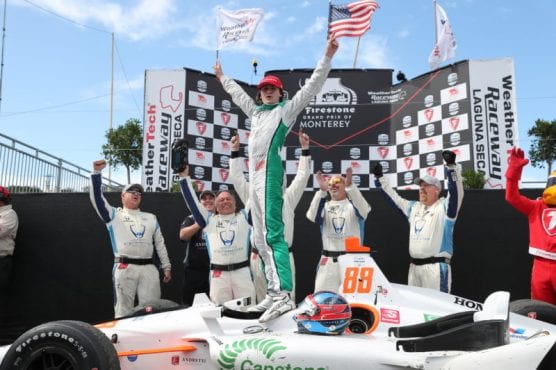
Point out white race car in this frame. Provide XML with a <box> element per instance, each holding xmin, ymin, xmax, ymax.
<box><xmin>1</xmin><ymin>240</ymin><xmax>555</xmax><ymax>370</ymax></box>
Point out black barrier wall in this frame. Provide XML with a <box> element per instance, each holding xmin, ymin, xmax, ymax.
<box><xmin>0</xmin><ymin>189</ymin><xmax>536</xmax><ymax>342</ymax></box>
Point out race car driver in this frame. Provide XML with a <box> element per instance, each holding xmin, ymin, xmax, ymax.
<box><xmin>505</xmin><ymin>147</ymin><xmax>556</xmax><ymax>304</ymax></box>
<box><xmin>213</xmin><ymin>37</ymin><xmax>339</xmax><ymax>322</ymax></box>
<box><xmin>373</xmin><ymin>150</ymin><xmax>464</xmax><ymax>293</ymax></box>
<box><xmin>178</xmin><ymin>166</ymin><xmax>255</xmax><ymax>305</ymax></box>
<box><xmin>306</xmin><ymin>167</ymin><xmax>371</xmax><ymax>293</ymax></box>
<box><xmin>229</xmin><ymin>129</ymin><xmax>312</xmax><ymax>306</ymax></box>
<box><xmin>89</xmin><ymin>160</ymin><xmax>172</xmax><ymax>318</ymax></box>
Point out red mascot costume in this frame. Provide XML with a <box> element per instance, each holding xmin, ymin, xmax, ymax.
<box><xmin>505</xmin><ymin>147</ymin><xmax>556</xmax><ymax>304</ymax></box>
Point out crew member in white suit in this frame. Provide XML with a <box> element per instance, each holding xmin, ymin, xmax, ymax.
<box><xmin>178</xmin><ymin>166</ymin><xmax>255</xmax><ymax>305</ymax></box>
<box><xmin>306</xmin><ymin>167</ymin><xmax>371</xmax><ymax>293</ymax></box>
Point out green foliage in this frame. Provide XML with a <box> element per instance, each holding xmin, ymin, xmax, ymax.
<box><xmin>527</xmin><ymin>118</ymin><xmax>556</xmax><ymax>175</ymax></box>
<box><xmin>462</xmin><ymin>169</ymin><xmax>485</xmax><ymax>189</ymax></box>
<box><xmin>169</xmin><ymin>182</ymin><xmax>181</xmax><ymax>193</ymax></box>
<box><xmin>170</xmin><ymin>179</ymin><xmax>197</xmax><ymax>193</ymax></box>
<box><xmin>102</xmin><ymin>118</ymin><xmax>143</xmax><ymax>183</ymax></box>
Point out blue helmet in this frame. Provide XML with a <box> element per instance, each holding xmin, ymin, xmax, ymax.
<box><xmin>294</xmin><ymin>291</ymin><xmax>351</xmax><ymax>335</ymax></box>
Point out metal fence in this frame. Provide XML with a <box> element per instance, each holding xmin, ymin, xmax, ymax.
<box><xmin>0</xmin><ymin>132</ymin><xmax>123</xmax><ymax>193</ymax></box>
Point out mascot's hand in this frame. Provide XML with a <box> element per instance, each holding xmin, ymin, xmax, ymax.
<box><xmin>505</xmin><ymin>147</ymin><xmax>529</xmax><ymax>181</ymax></box>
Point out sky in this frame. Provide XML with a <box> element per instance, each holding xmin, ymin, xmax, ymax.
<box><xmin>1</xmin><ymin>0</ymin><xmax>555</xmax><ymax>187</ymax></box>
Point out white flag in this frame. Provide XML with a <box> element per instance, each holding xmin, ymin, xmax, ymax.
<box><xmin>216</xmin><ymin>8</ymin><xmax>264</xmax><ymax>50</ymax></box>
<box><xmin>428</xmin><ymin>3</ymin><xmax>457</xmax><ymax>70</ymax></box>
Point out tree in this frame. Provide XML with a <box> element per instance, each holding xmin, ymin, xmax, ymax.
<box><xmin>462</xmin><ymin>169</ymin><xmax>485</xmax><ymax>189</ymax></box>
<box><xmin>102</xmin><ymin>118</ymin><xmax>143</xmax><ymax>183</ymax></box>
<box><xmin>527</xmin><ymin>118</ymin><xmax>556</xmax><ymax>175</ymax></box>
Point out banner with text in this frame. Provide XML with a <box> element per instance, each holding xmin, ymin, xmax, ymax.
<box><xmin>143</xmin><ymin>59</ymin><xmax>518</xmax><ymax>191</ymax></box>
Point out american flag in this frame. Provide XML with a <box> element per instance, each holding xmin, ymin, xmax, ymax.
<box><xmin>328</xmin><ymin>1</ymin><xmax>379</xmax><ymax>39</ymax></box>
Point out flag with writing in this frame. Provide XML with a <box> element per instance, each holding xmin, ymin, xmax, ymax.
<box><xmin>216</xmin><ymin>8</ymin><xmax>264</xmax><ymax>50</ymax></box>
<box><xmin>328</xmin><ymin>0</ymin><xmax>379</xmax><ymax>39</ymax></box>
<box><xmin>428</xmin><ymin>3</ymin><xmax>457</xmax><ymax>70</ymax></box>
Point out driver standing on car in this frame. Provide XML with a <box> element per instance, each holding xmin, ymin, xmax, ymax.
<box><xmin>373</xmin><ymin>150</ymin><xmax>463</xmax><ymax>293</ymax></box>
<box><xmin>90</xmin><ymin>160</ymin><xmax>172</xmax><ymax>318</ymax></box>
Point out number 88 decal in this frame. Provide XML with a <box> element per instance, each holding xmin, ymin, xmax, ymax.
<box><xmin>342</xmin><ymin>267</ymin><xmax>374</xmax><ymax>294</ymax></box>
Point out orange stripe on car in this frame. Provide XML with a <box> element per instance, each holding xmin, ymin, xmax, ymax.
<box><xmin>118</xmin><ymin>345</ymin><xmax>197</xmax><ymax>357</ymax></box>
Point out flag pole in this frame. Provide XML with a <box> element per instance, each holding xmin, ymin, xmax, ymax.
<box><xmin>433</xmin><ymin>0</ymin><xmax>438</xmax><ymax>45</ymax></box>
<box><xmin>216</xmin><ymin>7</ymin><xmax>220</xmax><ymax>61</ymax></box>
<box><xmin>353</xmin><ymin>37</ymin><xmax>361</xmax><ymax>68</ymax></box>
<box><xmin>0</xmin><ymin>0</ymin><xmax>7</xmax><ymax>113</ymax></box>
<box><xmin>327</xmin><ymin>0</ymin><xmax>332</xmax><ymax>41</ymax></box>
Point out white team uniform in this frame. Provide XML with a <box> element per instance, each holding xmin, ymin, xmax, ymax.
<box><xmin>375</xmin><ymin>164</ymin><xmax>464</xmax><ymax>292</ymax></box>
<box><xmin>230</xmin><ymin>153</ymin><xmax>311</xmax><ymax>303</ymax></box>
<box><xmin>306</xmin><ymin>186</ymin><xmax>371</xmax><ymax>293</ymax></box>
<box><xmin>89</xmin><ymin>173</ymin><xmax>171</xmax><ymax>318</ymax></box>
<box><xmin>219</xmin><ymin>55</ymin><xmax>331</xmax><ymax>296</ymax></box>
<box><xmin>179</xmin><ymin>176</ymin><xmax>255</xmax><ymax>305</ymax></box>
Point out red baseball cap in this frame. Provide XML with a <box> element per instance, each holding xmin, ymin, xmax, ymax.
<box><xmin>0</xmin><ymin>186</ymin><xmax>10</xmax><ymax>203</ymax></box>
<box><xmin>257</xmin><ymin>75</ymin><xmax>283</xmax><ymax>90</ymax></box>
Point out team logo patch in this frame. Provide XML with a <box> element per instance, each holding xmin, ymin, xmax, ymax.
<box><xmin>542</xmin><ymin>208</ymin><xmax>556</xmax><ymax>236</ymax></box>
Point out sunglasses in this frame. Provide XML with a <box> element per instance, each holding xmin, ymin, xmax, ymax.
<box><xmin>327</xmin><ymin>177</ymin><xmax>344</xmax><ymax>186</ymax></box>
<box><xmin>126</xmin><ymin>190</ymin><xmax>143</xmax><ymax>197</ymax></box>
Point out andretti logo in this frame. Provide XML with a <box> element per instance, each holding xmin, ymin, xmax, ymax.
<box><xmin>217</xmin><ymin>338</ymin><xmax>325</xmax><ymax>370</ymax></box>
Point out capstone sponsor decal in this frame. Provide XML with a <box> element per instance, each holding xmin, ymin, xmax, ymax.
<box><xmin>217</xmin><ymin>338</ymin><xmax>325</xmax><ymax>370</ymax></box>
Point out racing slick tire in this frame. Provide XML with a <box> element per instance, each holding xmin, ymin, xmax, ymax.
<box><xmin>0</xmin><ymin>320</ymin><xmax>120</xmax><ymax>370</ymax></box>
<box><xmin>509</xmin><ymin>299</ymin><xmax>556</xmax><ymax>325</ymax></box>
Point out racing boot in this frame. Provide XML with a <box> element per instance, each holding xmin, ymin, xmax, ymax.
<box><xmin>259</xmin><ymin>292</ymin><xmax>295</xmax><ymax>323</ymax></box>
<box><xmin>247</xmin><ymin>294</ymin><xmax>274</xmax><ymax>313</ymax></box>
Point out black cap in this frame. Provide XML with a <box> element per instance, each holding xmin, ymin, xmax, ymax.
<box><xmin>199</xmin><ymin>190</ymin><xmax>216</xmax><ymax>200</ymax></box>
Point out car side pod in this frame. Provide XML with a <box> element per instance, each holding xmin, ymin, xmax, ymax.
<box><xmin>393</xmin><ymin>291</ymin><xmax>510</xmax><ymax>352</ymax></box>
